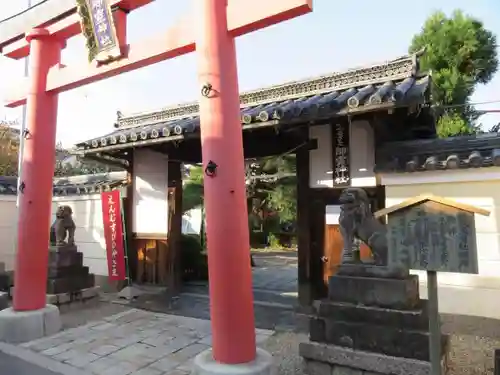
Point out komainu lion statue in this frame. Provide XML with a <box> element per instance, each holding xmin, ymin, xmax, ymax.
<box><xmin>50</xmin><ymin>205</ymin><xmax>76</xmax><ymax>247</ymax></box>
<box><xmin>339</xmin><ymin>187</ymin><xmax>388</xmax><ymax>265</ymax></box>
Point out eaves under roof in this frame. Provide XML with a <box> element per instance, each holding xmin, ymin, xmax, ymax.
<box><xmin>376</xmin><ymin>132</ymin><xmax>500</xmax><ymax>172</ymax></box>
<box><xmin>0</xmin><ymin>171</ymin><xmax>127</xmax><ymax>196</ymax></box>
<box><xmin>75</xmin><ymin>51</ymin><xmax>430</xmax><ymax>154</ymax></box>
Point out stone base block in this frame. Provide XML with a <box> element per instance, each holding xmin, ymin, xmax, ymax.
<box><xmin>0</xmin><ymin>273</ymin><xmax>9</xmax><ymax>292</ymax></box>
<box><xmin>337</xmin><ymin>264</ymin><xmax>409</xmax><ymax>279</ymax></box>
<box><xmin>48</xmin><ymin>251</ymin><xmax>83</xmax><ymax>268</ymax></box>
<box><xmin>49</xmin><ymin>244</ymin><xmax>77</xmax><ymax>252</ymax></box>
<box><xmin>0</xmin><ymin>292</ymin><xmax>8</xmax><ymax>311</ymax></box>
<box><xmin>46</xmin><ymin>286</ymin><xmax>100</xmax><ymax>306</ymax></box>
<box><xmin>47</xmin><ymin>265</ymin><xmax>89</xmax><ymax>278</ymax></box>
<box><xmin>328</xmin><ymin>275</ymin><xmax>419</xmax><ymax>309</ymax></box>
<box><xmin>192</xmin><ymin>347</ymin><xmax>273</xmax><ymax>375</ymax></box>
<box><xmin>0</xmin><ymin>304</ymin><xmax>61</xmax><ymax>344</ymax></box>
<box><xmin>47</xmin><ymin>273</ymin><xmax>95</xmax><ymax>294</ymax></box>
<box><xmin>299</xmin><ymin>342</ymin><xmax>449</xmax><ymax>375</ymax></box>
<box><xmin>316</xmin><ymin>300</ymin><xmax>429</xmax><ymax>330</ymax></box>
<box><xmin>309</xmin><ymin>317</ymin><xmax>448</xmax><ymax>361</ymax></box>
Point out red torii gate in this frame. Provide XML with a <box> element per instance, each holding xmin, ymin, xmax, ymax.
<box><xmin>1</xmin><ymin>0</ymin><xmax>312</xmax><ymax>367</ymax></box>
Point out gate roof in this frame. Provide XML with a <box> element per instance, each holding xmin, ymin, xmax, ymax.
<box><xmin>74</xmin><ymin>51</ymin><xmax>430</xmax><ymax>155</ymax></box>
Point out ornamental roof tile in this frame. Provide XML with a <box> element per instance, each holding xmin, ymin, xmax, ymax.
<box><xmin>75</xmin><ymin>51</ymin><xmax>431</xmax><ymax>154</ymax></box>
<box><xmin>0</xmin><ymin>171</ymin><xmax>127</xmax><ymax>196</ymax></box>
<box><xmin>376</xmin><ymin>133</ymin><xmax>500</xmax><ymax>172</ymax></box>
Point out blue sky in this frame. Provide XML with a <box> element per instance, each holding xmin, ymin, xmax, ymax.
<box><xmin>1</xmin><ymin>0</ymin><xmax>499</xmax><ymax>146</ymax></box>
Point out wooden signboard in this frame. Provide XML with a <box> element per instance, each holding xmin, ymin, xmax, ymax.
<box><xmin>375</xmin><ymin>194</ymin><xmax>490</xmax><ymax>274</ymax></box>
<box><xmin>375</xmin><ymin>194</ymin><xmax>490</xmax><ymax>375</ymax></box>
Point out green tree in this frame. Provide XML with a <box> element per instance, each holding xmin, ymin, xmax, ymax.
<box><xmin>182</xmin><ymin>165</ymin><xmax>204</xmax><ymax>212</ymax></box>
<box><xmin>0</xmin><ymin>125</ymin><xmax>19</xmax><ymax>176</ymax></box>
<box><xmin>409</xmin><ymin>10</ymin><xmax>498</xmax><ymax>137</ymax></box>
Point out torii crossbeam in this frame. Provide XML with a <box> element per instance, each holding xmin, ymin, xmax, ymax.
<box><xmin>0</xmin><ymin>0</ymin><xmax>312</xmax><ymax>368</ymax></box>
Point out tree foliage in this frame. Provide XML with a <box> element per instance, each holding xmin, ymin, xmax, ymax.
<box><xmin>0</xmin><ymin>126</ymin><xmax>19</xmax><ymax>176</ymax></box>
<box><xmin>0</xmin><ymin>132</ymin><xmax>118</xmax><ymax>177</ymax></box>
<box><xmin>409</xmin><ymin>10</ymin><xmax>498</xmax><ymax>137</ymax></box>
<box><xmin>182</xmin><ymin>165</ymin><xmax>204</xmax><ymax>213</ymax></box>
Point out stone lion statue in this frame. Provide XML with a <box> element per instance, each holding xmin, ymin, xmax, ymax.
<box><xmin>50</xmin><ymin>205</ymin><xmax>76</xmax><ymax>247</ymax></box>
<box><xmin>339</xmin><ymin>188</ymin><xmax>388</xmax><ymax>266</ymax></box>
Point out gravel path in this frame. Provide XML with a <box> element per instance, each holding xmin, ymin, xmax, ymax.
<box><xmin>262</xmin><ymin>328</ymin><xmax>499</xmax><ymax>375</ymax></box>
<box><xmin>442</xmin><ymin>313</ymin><xmax>500</xmax><ymax>375</ymax></box>
<box><xmin>262</xmin><ymin>331</ymin><xmax>307</xmax><ymax>375</ymax></box>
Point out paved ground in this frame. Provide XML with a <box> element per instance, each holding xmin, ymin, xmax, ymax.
<box><xmin>0</xmin><ymin>350</ymin><xmax>61</xmax><ymax>375</ymax></box>
<box><xmin>127</xmin><ymin>251</ymin><xmax>301</xmax><ymax>331</ymax></box>
<box><xmin>7</xmin><ymin>308</ymin><xmax>273</xmax><ymax>375</ymax></box>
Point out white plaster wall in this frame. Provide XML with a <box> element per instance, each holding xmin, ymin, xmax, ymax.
<box><xmin>0</xmin><ymin>196</ymin><xmax>17</xmax><ymax>271</ymax></box>
<box><xmin>0</xmin><ymin>194</ymin><xmax>108</xmax><ymax>275</ymax></box>
<box><xmin>309</xmin><ymin>124</ymin><xmax>333</xmax><ymax>188</ymax></box>
<box><xmin>308</xmin><ymin>121</ymin><xmax>376</xmax><ymax>188</ymax></box>
<box><xmin>349</xmin><ymin>120</ymin><xmax>376</xmax><ymax>187</ymax></box>
<box><xmin>0</xmin><ymin>194</ymin><xmax>202</xmax><ymax>277</ymax></box>
<box><xmin>133</xmin><ymin>149</ymin><xmax>169</xmax><ymax>235</ymax></box>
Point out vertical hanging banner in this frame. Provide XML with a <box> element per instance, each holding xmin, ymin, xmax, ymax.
<box><xmin>76</xmin><ymin>0</ymin><xmax>122</xmax><ymax>63</ymax></box>
<box><xmin>101</xmin><ymin>190</ymin><xmax>127</xmax><ymax>281</ymax></box>
<box><xmin>332</xmin><ymin>122</ymin><xmax>350</xmax><ymax>187</ymax></box>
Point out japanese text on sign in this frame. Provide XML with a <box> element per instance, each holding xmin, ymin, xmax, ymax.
<box><xmin>88</xmin><ymin>0</ymin><xmax>116</xmax><ymax>51</ymax></box>
<box><xmin>333</xmin><ymin>123</ymin><xmax>350</xmax><ymax>185</ymax></box>
<box><xmin>387</xmin><ymin>207</ymin><xmax>478</xmax><ymax>274</ymax></box>
<box><xmin>107</xmin><ymin>194</ymin><xmax>119</xmax><ymax>278</ymax></box>
<box><xmin>101</xmin><ymin>190</ymin><xmax>126</xmax><ymax>281</ymax></box>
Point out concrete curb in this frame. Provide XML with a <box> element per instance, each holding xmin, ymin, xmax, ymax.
<box><xmin>0</xmin><ymin>341</ymin><xmax>94</xmax><ymax>375</ymax></box>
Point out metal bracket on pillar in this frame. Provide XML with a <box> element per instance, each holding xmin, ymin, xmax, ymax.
<box><xmin>201</xmin><ymin>83</ymin><xmax>213</xmax><ymax>98</ymax></box>
<box><xmin>22</xmin><ymin>128</ymin><xmax>31</xmax><ymax>139</ymax></box>
<box><xmin>18</xmin><ymin>181</ymin><xmax>26</xmax><ymax>194</ymax></box>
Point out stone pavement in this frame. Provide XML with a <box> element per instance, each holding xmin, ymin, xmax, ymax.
<box><xmin>4</xmin><ymin>308</ymin><xmax>273</xmax><ymax>375</ymax></box>
<box><xmin>0</xmin><ymin>350</ymin><xmax>61</xmax><ymax>375</ymax></box>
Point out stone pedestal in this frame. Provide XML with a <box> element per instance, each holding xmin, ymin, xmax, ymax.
<box><xmin>300</xmin><ymin>266</ymin><xmax>450</xmax><ymax>375</ymax></box>
<box><xmin>192</xmin><ymin>348</ymin><xmax>273</xmax><ymax>375</ymax></box>
<box><xmin>10</xmin><ymin>247</ymin><xmax>99</xmax><ymax>307</ymax></box>
<box><xmin>0</xmin><ymin>292</ymin><xmax>7</xmax><ymax>311</ymax></box>
<box><xmin>0</xmin><ymin>304</ymin><xmax>61</xmax><ymax>343</ymax></box>
<box><xmin>0</xmin><ymin>262</ymin><xmax>8</xmax><ymax>294</ymax></box>
<box><xmin>47</xmin><ymin>246</ymin><xmax>95</xmax><ymax>296</ymax></box>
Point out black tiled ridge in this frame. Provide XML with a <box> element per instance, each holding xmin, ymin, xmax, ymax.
<box><xmin>376</xmin><ymin>132</ymin><xmax>500</xmax><ymax>172</ymax></box>
<box><xmin>0</xmin><ymin>171</ymin><xmax>127</xmax><ymax>196</ymax></box>
<box><xmin>76</xmin><ymin>52</ymin><xmax>430</xmax><ymax>152</ymax></box>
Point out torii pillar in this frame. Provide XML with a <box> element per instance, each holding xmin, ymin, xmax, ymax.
<box><xmin>0</xmin><ymin>29</ymin><xmax>63</xmax><ymax>343</ymax></box>
<box><xmin>194</xmin><ymin>0</ymin><xmax>267</xmax><ymax>372</ymax></box>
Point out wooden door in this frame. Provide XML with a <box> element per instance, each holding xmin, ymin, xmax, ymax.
<box><xmin>323</xmin><ymin>224</ymin><xmax>373</xmax><ymax>282</ymax></box>
<box><xmin>323</xmin><ymin>224</ymin><xmax>343</xmax><ymax>283</ymax></box>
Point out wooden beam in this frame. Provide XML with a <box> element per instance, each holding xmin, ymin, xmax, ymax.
<box><xmin>0</xmin><ymin>0</ymin><xmax>153</xmax><ymax>58</ymax></box>
<box><xmin>4</xmin><ymin>0</ymin><xmax>312</xmax><ymax>108</ymax></box>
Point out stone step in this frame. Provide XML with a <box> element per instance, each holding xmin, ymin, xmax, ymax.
<box><xmin>309</xmin><ymin>317</ymin><xmax>449</xmax><ymax>362</ymax></box>
<box><xmin>317</xmin><ymin>300</ymin><xmax>429</xmax><ymax>330</ymax></box>
<box><xmin>0</xmin><ymin>273</ymin><xmax>9</xmax><ymax>292</ymax></box>
<box><xmin>328</xmin><ymin>274</ymin><xmax>420</xmax><ymax>309</ymax></box>
<box><xmin>0</xmin><ymin>292</ymin><xmax>8</xmax><ymax>311</ymax></box>
<box><xmin>46</xmin><ymin>286</ymin><xmax>100</xmax><ymax>306</ymax></box>
<box><xmin>48</xmin><ymin>251</ymin><xmax>83</xmax><ymax>268</ymax></box>
<box><xmin>299</xmin><ymin>341</ymin><xmax>450</xmax><ymax>375</ymax></box>
<box><xmin>46</xmin><ymin>273</ymin><xmax>95</xmax><ymax>294</ymax></box>
<box><xmin>47</xmin><ymin>265</ymin><xmax>89</xmax><ymax>279</ymax></box>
